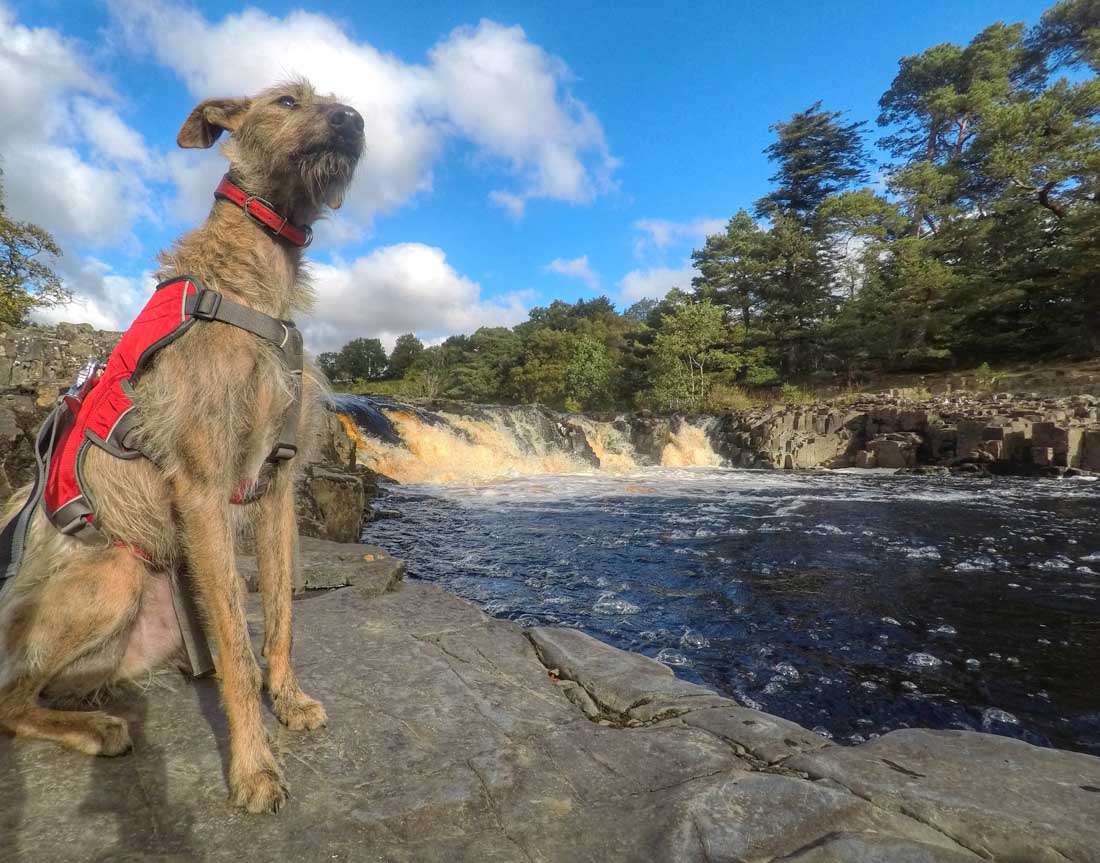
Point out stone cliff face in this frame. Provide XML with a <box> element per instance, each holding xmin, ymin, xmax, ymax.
<box><xmin>709</xmin><ymin>392</ymin><xmax>1100</xmax><ymax>474</ymax></box>
<box><xmin>0</xmin><ymin>321</ymin><xmax>374</xmax><ymax>543</ymax></box>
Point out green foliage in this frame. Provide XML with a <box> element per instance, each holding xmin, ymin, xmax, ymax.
<box><xmin>0</xmin><ymin>170</ymin><xmax>69</xmax><ymax>324</ymax></box>
<box><xmin>387</xmin><ymin>333</ymin><xmax>424</xmax><ymax>380</ymax></box>
<box><xmin>334</xmin><ymin>337</ymin><xmax>388</xmax><ymax>381</ymax></box>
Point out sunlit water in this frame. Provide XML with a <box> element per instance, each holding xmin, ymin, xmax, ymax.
<box><xmin>363</xmin><ymin>467</ymin><xmax>1100</xmax><ymax>755</ymax></box>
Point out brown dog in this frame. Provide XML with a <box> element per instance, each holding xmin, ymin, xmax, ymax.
<box><xmin>0</xmin><ymin>79</ymin><xmax>363</xmax><ymax>813</ymax></box>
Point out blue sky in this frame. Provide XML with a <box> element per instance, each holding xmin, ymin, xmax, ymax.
<box><xmin>1</xmin><ymin>0</ymin><xmax>1054</xmax><ymax>350</ymax></box>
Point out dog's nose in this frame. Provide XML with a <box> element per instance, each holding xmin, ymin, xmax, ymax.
<box><xmin>328</xmin><ymin>105</ymin><xmax>364</xmax><ymax>136</ymax></box>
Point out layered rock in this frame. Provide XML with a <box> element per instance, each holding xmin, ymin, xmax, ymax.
<box><xmin>709</xmin><ymin>392</ymin><xmax>1100</xmax><ymax>475</ymax></box>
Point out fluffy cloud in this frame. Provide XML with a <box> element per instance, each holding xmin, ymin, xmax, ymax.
<box><xmin>0</xmin><ymin>6</ymin><xmax>156</xmax><ymax>246</ymax></box>
<box><xmin>633</xmin><ymin>217</ymin><xmax>725</xmax><ymax>257</ymax></box>
<box><xmin>31</xmin><ymin>258</ymin><xmax>154</xmax><ymax>332</ymax></box>
<box><xmin>543</xmin><ymin>255</ymin><xmax>600</xmax><ymax>291</ymax></box>
<box><xmin>112</xmin><ymin>2</ymin><xmax>616</xmax><ymax>223</ymax></box>
<box><xmin>618</xmin><ymin>265</ymin><xmax>697</xmax><ymax>303</ymax></box>
<box><xmin>304</xmin><ymin>243</ymin><xmax>530</xmax><ymax>352</ymax></box>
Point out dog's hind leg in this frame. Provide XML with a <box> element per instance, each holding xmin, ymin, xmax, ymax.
<box><xmin>254</xmin><ymin>468</ymin><xmax>327</xmax><ymax>732</ymax></box>
<box><xmin>0</xmin><ymin>545</ymin><xmax>147</xmax><ymax>756</ymax></box>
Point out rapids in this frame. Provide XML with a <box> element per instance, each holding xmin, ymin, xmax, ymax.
<box><xmin>336</xmin><ymin>395</ymin><xmax>1100</xmax><ymax>755</ymax></box>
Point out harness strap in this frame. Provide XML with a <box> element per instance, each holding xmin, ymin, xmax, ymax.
<box><xmin>183</xmin><ymin>288</ymin><xmax>303</xmax><ymax>463</ymax></box>
<box><xmin>0</xmin><ymin>402</ymin><xmax>66</xmax><ymax>586</ymax></box>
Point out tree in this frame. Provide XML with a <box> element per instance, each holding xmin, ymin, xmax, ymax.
<box><xmin>335</xmin><ymin>337</ymin><xmax>388</xmax><ymax>381</ymax></box>
<box><xmin>692</xmin><ymin>210</ymin><xmax>767</xmax><ymax>329</ymax></box>
<box><xmin>565</xmin><ymin>336</ymin><xmax>614</xmax><ymax>411</ymax></box>
<box><xmin>755</xmin><ymin>102</ymin><xmax>870</xmax><ymax>225</ymax></box>
<box><xmin>0</xmin><ymin>170</ymin><xmax>69</xmax><ymax>325</ymax></box>
<box><xmin>647</xmin><ymin>299</ymin><xmax>749</xmax><ymax>411</ymax></box>
<box><xmin>1032</xmin><ymin>0</ymin><xmax>1100</xmax><ymax>72</ymax></box>
<box><xmin>316</xmin><ymin>351</ymin><xmax>338</xmax><ymax>381</ymax></box>
<box><xmin>446</xmin><ymin>327</ymin><xmax>522</xmax><ymax>401</ymax></box>
<box><xmin>387</xmin><ymin>333</ymin><xmax>424</xmax><ymax>379</ymax></box>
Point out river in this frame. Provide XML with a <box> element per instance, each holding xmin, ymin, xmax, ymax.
<box><xmin>337</xmin><ymin>396</ymin><xmax>1100</xmax><ymax>756</ymax></box>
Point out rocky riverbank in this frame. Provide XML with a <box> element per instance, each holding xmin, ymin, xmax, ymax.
<box><xmin>707</xmin><ymin>391</ymin><xmax>1100</xmax><ymax>475</ymax></box>
<box><xmin>1</xmin><ymin>548</ymin><xmax>1097</xmax><ymax>861</ymax></box>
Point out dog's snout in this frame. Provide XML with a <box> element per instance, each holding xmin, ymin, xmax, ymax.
<box><xmin>328</xmin><ymin>105</ymin><xmax>364</xmax><ymax>136</ymax></box>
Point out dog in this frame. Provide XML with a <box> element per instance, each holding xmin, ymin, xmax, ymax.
<box><xmin>0</xmin><ymin>79</ymin><xmax>363</xmax><ymax>813</ymax></box>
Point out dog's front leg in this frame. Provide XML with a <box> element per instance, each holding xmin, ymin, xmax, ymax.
<box><xmin>174</xmin><ymin>475</ymin><xmax>286</xmax><ymax>814</ymax></box>
<box><xmin>255</xmin><ymin>468</ymin><xmax>327</xmax><ymax>731</ymax></box>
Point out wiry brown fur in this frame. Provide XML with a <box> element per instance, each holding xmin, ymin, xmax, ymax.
<box><xmin>0</xmin><ymin>80</ymin><xmax>363</xmax><ymax>813</ymax></box>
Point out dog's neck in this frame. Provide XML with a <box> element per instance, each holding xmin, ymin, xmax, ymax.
<box><xmin>156</xmin><ymin>194</ymin><xmax>316</xmax><ymax>320</ymax></box>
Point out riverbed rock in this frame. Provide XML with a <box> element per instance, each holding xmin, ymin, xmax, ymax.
<box><xmin>2</xmin><ymin>573</ymin><xmax>1096</xmax><ymax>861</ymax></box>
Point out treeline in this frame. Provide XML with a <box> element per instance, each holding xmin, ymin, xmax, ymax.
<box><xmin>322</xmin><ymin>0</ymin><xmax>1099</xmax><ymax>411</ymax></box>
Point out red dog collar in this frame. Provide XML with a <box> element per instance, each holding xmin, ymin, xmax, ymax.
<box><xmin>214</xmin><ymin>176</ymin><xmax>313</xmax><ymax>247</ymax></box>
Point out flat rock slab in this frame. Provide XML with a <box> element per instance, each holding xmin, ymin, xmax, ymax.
<box><xmin>0</xmin><ymin>580</ymin><xmax>1096</xmax><ymax>862</ymax></box>
<box><xmin>237</xmin><ymin>535</ymin><xmax>405</xmax><ymax>595</ymax></box>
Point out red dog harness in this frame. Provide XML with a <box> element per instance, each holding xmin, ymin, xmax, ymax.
<box><xmin>0</xmin><ymin>274</ymin><xmax>304</xmax><ymax>579</ymax></box>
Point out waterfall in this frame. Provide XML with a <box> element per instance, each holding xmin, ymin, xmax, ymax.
<box><xmin>661</xmin><ymin>418</ymin><xmax>725</xmax><ymax>468</ymax></box>
<box><xmin>330</xmin><ymin>395</ymin><xmax>726</xmax><ymax>484</ymax></box>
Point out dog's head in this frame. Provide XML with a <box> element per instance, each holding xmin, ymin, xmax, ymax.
<box><xmin>177</xmin><ymin>79</ymin><xmax>364</xmax><ymax>214</ymax></box>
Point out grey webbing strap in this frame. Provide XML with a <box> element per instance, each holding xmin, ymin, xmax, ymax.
<box><xmin>185</xmin><ymin>289</ymin><xmax>290</xmax><ymax>347</ymax></box>
<box><xmin>184</xmin><ymin>288</ymin><xmax>303</xmax><ymax>464</ymax></box>
<box><xmin>0</xmin><ymin>402</ymin><xmax>65</xmax><ymax>587</ymax></box>
<box><xmin>270</xmin><ymin>325</ymin><xmax>303</xmax><ymax>462</ymax></box>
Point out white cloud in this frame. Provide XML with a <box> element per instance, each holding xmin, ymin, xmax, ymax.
<box><xmin>0</xmin><ymin>6</ymin><xmax>156</xmax><ymax>246</ymax></box>
<box><xmin>31</xmin><ymin>257</ymin><xmax>154</xmax><ymax>332</ymax></box>
<box><xmin>111</xmin><ymin>3</ymin><xmax>616</xmax><ymax>223</ymax></box>
<box><xmin>429</xmin><ymin>20</ymin><xmax>617</xmax><ymax>217</ymax></box>
<box><xmin>633</xmin><ymin>217</ymin><xmax>725</xmax><ymax>257</ymax></box>
<box><xmin>543</xmin><ymin>254</ymin><xmax>600</xmax><ymax>291</ymax></box>
<box><xmin>304</xmin><ymin>243</ymin><xmax>529</xmax><ymax>352</ymax></box>
<box><xmin>618</xmin><ymin>265</ymin><xmax>697</xmax><ymax>303</ymax></box>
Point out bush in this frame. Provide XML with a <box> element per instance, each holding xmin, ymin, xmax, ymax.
<box><xmin>778</xmin><ymin>383</ymin><xmax>813</xmax><ymax>404</ymax></box>
<box><xmin>705</xmin><ymin>383</ymin><xmax>758</xmax><ymax>412</ymax></box>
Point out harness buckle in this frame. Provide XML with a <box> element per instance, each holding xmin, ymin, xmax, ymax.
<box><xmin>192</xmin><ymin>288</ymin><xmax>222</xmax><ymax>321</ymax></box>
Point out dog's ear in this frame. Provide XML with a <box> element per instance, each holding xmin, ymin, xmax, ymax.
<box><xmin>177</xmin><ymin>98</ymin><xmax>252</xmax><ymax>149</ymax></box>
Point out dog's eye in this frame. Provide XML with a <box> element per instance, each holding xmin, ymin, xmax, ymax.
<box><xmin>275</xmin><ymin>95</ymin><xmax>297</xmax><ymax>108</ymax></box>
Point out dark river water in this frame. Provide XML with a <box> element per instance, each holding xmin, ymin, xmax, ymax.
<box><xmin>362</xmin><ymin>468</ymin><xmax>1100</xmax><ymax>755</ymax></box>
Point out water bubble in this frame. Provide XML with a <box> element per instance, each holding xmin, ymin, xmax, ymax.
<box><xmin>860</xmin><ymin>681</ymin><xmax>878</xmax><ymax>691</ymax></box>
<box><xmin>680</xmin><ymin>629</ymin><xmax>709</xmax><ymax>649</ymax></box>
<box><xmin>929</xmin><ymin>624</ymin><xmax>957</xmax><ymax>636</ymax></box>
<box><xmin>593</xmin><ymin>592</ymin><xmax>640</xmax><ymax>615</ymax></box>
<box><xmin>906</xmin><ymin>546</ymin><xmax>942</xmax><ymax>560</ymax></box>
<box><xmin>882</xmin><ymin>617</ymin><xmax>902</xmax><ymax>626</ymax></box>
<box><xmin>900</xmin><ymin>681</ymin><xmax>919</xmax><ymax>691</ymax></box>
<box><xmin>966</xmin><ymin>658</ymin><xmax>981</xmax><ymax>670</ymax></box>
<box><xmin>655</xmin><ymin>648</ymin><xmax>690</xmax><ymax>667</ymax></box>
<box><xmin>907</xmin><ymin>652</ymin><xmax>943</xmax><ymax>668</ymax></box>
<box><xmin>812</xmin><ymin>726</ymin><xmax>834</xmax><ymax>739</ymax></box>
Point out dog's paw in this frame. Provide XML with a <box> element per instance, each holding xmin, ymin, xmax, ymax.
<box><xmin>274</xmin><ymin>692</ymin><xmax>328</xmax><ymax>732</ymax></box>
<box><xmin>230</xmin><ymin>766</ymin><xmax>288</xmax><ymax>814</ymax></box>
<box><xmin>77</xmin><ymin>712</ymin><xmax>133</xmax><ymax>757</ymax></box>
